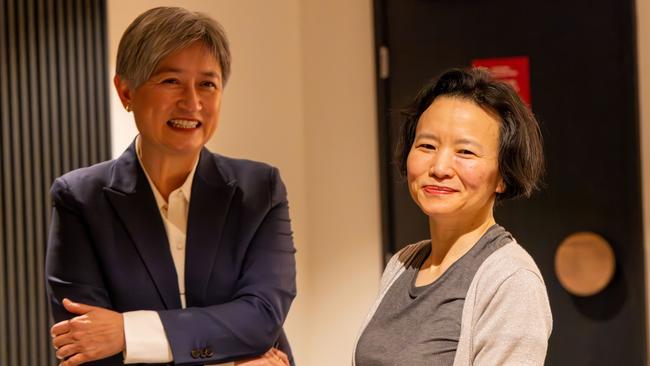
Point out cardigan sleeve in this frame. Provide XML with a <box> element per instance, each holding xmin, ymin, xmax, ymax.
<box><xmin>471</xmin><ymin>268</ymin><xmax>552</xmax><ymax>366</ymax></box>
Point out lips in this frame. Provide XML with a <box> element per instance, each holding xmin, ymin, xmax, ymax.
<box><xmin>422</xmin><ymin>185</ymin><xmax>458</xmax><ymax>194</ymax></box>
<box><xmin>167</xmin><ymin>119</ymin><xmax>202</xmax><ymax>129</ymax></box>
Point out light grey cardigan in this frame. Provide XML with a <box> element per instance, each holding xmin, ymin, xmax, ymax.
<box><xmin>353</xmin><ymin>240</ymin><xmax>553</xmax><ymax>366</ymax></box>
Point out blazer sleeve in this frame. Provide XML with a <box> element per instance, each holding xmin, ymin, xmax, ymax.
<box><xmin>158</xmin><ymin>167</ymin><xmax>297</xmax><ymax>365</ymax></box>
<box><xmin>45</xmin><ymin>177</ymin><xmax>123</xmax><ymax>365</ymax></box>
<box><xmin>471</xmin><ymin>268</ymin><xmax>552</xmax><ymax>366</ymax></box>
<box><xmin>46</xmin><ymin>177</ymin><xmax>113</xmax><ymax>316</ymax></box>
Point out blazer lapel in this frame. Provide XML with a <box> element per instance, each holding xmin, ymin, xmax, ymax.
<box><xmin>103</xmin><ymin>143</ymin><xmax>182</xmax><ymax>310</ymax></box>
<box><xmin>185</xmin><ymin>149</ymin><xmax>236</xmax><ymax>306</ymax></box>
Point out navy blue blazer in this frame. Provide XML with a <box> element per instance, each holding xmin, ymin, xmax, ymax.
<box><xmin>45</xmin><ymin>142</ymin><xmax>297</xmax><ymax>365</ymax></box>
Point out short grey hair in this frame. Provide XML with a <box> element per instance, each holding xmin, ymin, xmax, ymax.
<box><xmin>116</xmin><ymin>6</ymin><xmax>231</xmax><ymax>88</ymax></box>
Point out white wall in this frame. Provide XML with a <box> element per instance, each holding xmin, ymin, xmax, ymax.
<box><xmin>637</xmin><ymin>0</ymin><xmax>650</xmax><ymax>361</ymax></box>
<box><xmin>299</xmin><ymin>0</ymin><xmax>382</xmax><ymax>364</ymax></box>
<box><xmin>107</xmin><ymin>1</ymin><xmax>382</xmax><ymax>364</ymax></box>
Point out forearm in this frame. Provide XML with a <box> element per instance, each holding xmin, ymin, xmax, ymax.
<box><xmin>159</xmin><ymin>293</ymin><xmax>292</xmax><ymax>365</ymax></box>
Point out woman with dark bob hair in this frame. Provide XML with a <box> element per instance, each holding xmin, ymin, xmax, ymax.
<box><xmin>354</xmin><ymin>68</ymin><xmax>552</xmax><ymax>365</ymax></box>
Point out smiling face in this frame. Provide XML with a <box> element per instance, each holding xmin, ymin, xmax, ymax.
<box><xmin>407</xmin><ymin>96</ymin><xmax>505</xmax><ymax>222</ymax></box>
<box><xmin>114</xmin><ymin>41</ymin><xmax>223</xmax><ymax>158</ymax></box>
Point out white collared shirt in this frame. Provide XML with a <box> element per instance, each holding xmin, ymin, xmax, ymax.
<box><xmin>122</xmin><ymin>138</ymin><xmax>232</xmax><ymax>366</ymax></box>
<box><xmin>138</xmin><ymin>140</ymin><xmax>195</xmax><ymax>309</ymax></box>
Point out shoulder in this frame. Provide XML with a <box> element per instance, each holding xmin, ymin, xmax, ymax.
<box><xmin>55</xmin><ymin>159</ymin><xmax>115</xmax><ymax>188</ymax></box>
<box><xmin>211</xmin><ymin>153</ymin><xmax>276</xmax><ymax>179</ymax></box>
<box><xmin>468</xmin><ymin>239</ymin><xmax>551</xmax><ymax>321</ymax></box>
<box><xmin>51</xmin><ymin>160</ymin><xmax>116</xmax><ymax>203</ymax></box>
<box><xmin>380</xmin><ymin>240</ymin><xmax>429</xmax><ymax>291</ymax></box>
<box><xmin>205</xmin><ymin>152</ymin><xmax>287</xmax><ymax>205</ymax></box>
<box><xmin>208</xmin><ymin>153</ymin><xmax>281</xmax><ymax>188</ymax></box>
<box><xmin>458</xmin><ymin>239</ymin><xmax>553</xmax><ymax>363</ymax></box>
<box><xmin>387</xmin><ymin>240</ymin><xmax>429</xmax><ymax>270</ymax></box>
<box><xmin>475</xmin><ymin>240</ymin><xmax>545</xmax><ymax>287</ymax></box>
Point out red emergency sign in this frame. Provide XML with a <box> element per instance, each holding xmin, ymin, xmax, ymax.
<box><xmin>472</xmin><ymin>56</ymin><xmax>531</xmax><ymax>106</ymax></box>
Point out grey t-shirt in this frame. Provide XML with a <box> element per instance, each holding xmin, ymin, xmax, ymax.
<box><xmin>355</xmin><ymin>225</ymin><xmax>512</xmax><ymax>366</ymax></box>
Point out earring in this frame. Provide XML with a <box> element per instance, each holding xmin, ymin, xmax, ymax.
<box><xmin>126</xmin><ymin>104</ymin><xmax>132</xmax><ymax>112</ymax></box>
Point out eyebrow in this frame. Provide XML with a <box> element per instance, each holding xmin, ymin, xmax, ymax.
<box><xmin>415</xmin><ymin>133</ymin><xmax>483</xmax><ymax>148</ymax></box>
<box><xmin>152</xmin><ymin>67</ymin><xmax>221</xmax><ymax>79</ymax></box>
<box><xmin>415</xmin><ymin>132</ymin><xmax>438</xmax><ymax>141</ymax></box>
<box><xmin>455</xmin><ymin>138</ymin><xmax>483</xmax><ymax>148</ymax></box>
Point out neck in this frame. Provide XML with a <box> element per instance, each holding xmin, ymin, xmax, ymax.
<box><xmin>426</xmin><ymin>204</ymin><xmax>496</xmax><ymax>267</ymax></box>
<box><xmin>138</xmin><ymin>139</ymin><xmax>199</xmax><ymax>200</ymax></box>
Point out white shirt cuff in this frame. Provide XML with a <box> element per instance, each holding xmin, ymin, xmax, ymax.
<box><xmin>123</xmin><ymin>310</ymin><xmax>173</xmax><ymax>364</ymax></box>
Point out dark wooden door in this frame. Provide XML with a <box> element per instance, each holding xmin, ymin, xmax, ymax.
<box><xmin>373</xmin><ymin>0</ymin><xmax>645</xmax><ymax>364</ymax></box>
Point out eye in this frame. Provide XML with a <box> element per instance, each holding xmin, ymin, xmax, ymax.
<box><xmin>458</xmin><ymin>149</ymin><xmax>476</xmax><ymax>156</ymax></box>
<box><xmin>417</xmin><ymin>143</ymin><xmax>436</xmax><ymax>150</ymax></box>
<box><xmin>200</xmin><ymin>80</ymin><xmax>219</xmax><ymax>90</ymax></box>
<box><xmin>161</xmin><ymin>78</ymin><xmax>179</xmax><ymax>85</ymax></box>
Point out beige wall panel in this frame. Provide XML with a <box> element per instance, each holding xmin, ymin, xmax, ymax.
<box><xmin>637</xmin><ymin>0</ymin><xmax>650</xmax><ymax>360</ymax></box>
<box><xmin>299</xmin><ymin>0</ymin><xmax>382</xmax><ymax>364</ymax></box>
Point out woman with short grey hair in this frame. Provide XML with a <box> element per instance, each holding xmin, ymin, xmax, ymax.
<box><xmin>116</xmin><ymin>6</ymin><xmax>231</xmax><ymax>89</ymax></box>
<box><xmin>46</xmin><ymin>7</ymin><xmax>295</xmax><ymax>366</ymax></box>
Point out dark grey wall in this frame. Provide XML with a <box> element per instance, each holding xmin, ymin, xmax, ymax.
<box><xmin>0</xmin><ymin>0</ymin><xmax>110</xmax><ymax>364</ymax></box>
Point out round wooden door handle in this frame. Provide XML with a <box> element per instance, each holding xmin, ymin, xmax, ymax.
<box><xmin>554</xmin><ymin>231</ymin><xmax>615</xmax><ymax>297</ymax></box>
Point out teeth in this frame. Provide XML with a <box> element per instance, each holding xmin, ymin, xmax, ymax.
<box><xmin>168</xmin><ymin>119</ymin><xmax>200</xmax><ymax>129</ymax></box>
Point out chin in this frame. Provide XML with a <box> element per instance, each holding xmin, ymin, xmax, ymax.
<box><xmin>416</xmin><ymin>196</ymin><xmax>458</xmax><ymax>213</ymax></box>
<box><xmin>424</xmin><ymin>211</ymin><xmax>459</xmax><ymax>219</ymax></box>
<box><xmin>417</xmin><ymin>204</ymin><xmax>459</xmax><ymax>218</ymax></box>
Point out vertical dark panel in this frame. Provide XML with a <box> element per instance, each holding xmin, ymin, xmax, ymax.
<box><xmin>74</xmin><ymin>0</ymin><xmax>89</xmax><ymax>167</ymax></box>
<box><xmin>35</xmin><ymin>0</ymin><xmax>50</xmax><ymax>361</ymax></box>
<box><xmin>65</xmin><ymin>0</ymin><xmax>79</xmax><ymax>169</ymax></box>
<box><xmin>0</xmin><ymin>0</ymin><xmax>110</xmax><ymax>364</ymax></box>
<box><xmin>56</xmin><ymin>1</ymin><xmax>70</xmax><ymax>174</ymax></box>
<box><xmin>0</xmin><ymin>0</ymin><xmax>8</xmax><ymax>363</ymax></box>
<box><xmin>6</xmin><ymin>1</ymin><xmax>21</xmax><ymax>364</ymax></box>
<box><xmin>14</xmin><ymin>1</ymin><xmax>35</xmax><ymax>364</ymax></box>
<box><xmin>84</xmin><ymin>0</ymin><xmax>98</xmax><ymax>164</ymax></box>
<box><xmin>25</xmin><ymin>0</ymin><xmax>41</xmax><ymax>362</ymax></box>
<box><xmin>46</xmin><ymin>0</ymin><xmax>61</xmax><ymax>181</ymax></box>
<box><xmin>95</xmin><ymin>2</ymin><xmax>110</xmax><ymax>160</ymax></box>
<box><xmin>373</xmin><ymin>0</ymin><xmax>395</xmax><ymax>263</ymax></box>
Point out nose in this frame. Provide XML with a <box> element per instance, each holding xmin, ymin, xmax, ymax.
<box><xmin>429</xmin><ymin>150</ymin><xmax>454</xmax><ymax>179</ymax></box>
<box><xmin>178</xmin><ymin>86</ymin><xmax>202</xmax><ymax>112</ymax></box>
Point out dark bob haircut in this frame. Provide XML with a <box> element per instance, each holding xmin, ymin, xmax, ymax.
<box><xmin>396</xmin><ymin>68</ymin><xmax>544</xmax><ymax>200</ymax></box>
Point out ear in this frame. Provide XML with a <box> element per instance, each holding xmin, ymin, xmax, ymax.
<box><xmin>496</xmin><ymin>176</ymin><xmax>506</xmax><ymax>194</ymax></box>
<box><xmin>113</xmin><ymin>74</ymin><xmax>133</xmax><ymax>110</ymax></box>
